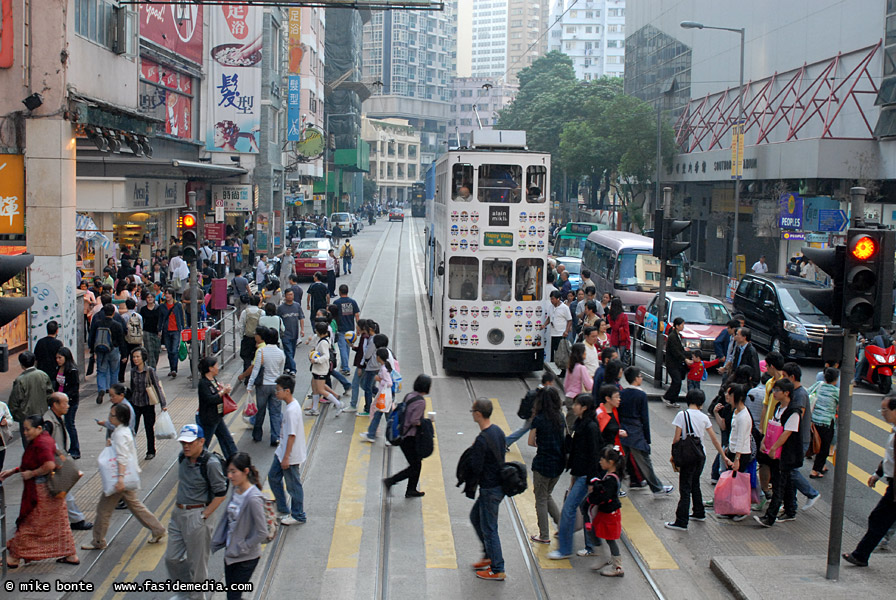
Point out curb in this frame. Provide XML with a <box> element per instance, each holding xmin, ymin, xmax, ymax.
<box><xmin>709</xmin><ymin>557</ymin><xmax>756</xmax><ymax>600</ymax></box>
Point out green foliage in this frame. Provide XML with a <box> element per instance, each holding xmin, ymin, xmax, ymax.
<box><xmin>362</xmin><ymin>177</ymin><xmax>378</xmax><ymax>202</ymax></box>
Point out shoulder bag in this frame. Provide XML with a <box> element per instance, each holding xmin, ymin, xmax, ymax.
<box><xmin>47</xmin><ymin>456</ymin><xmax>83</xmax><ymax>498</ymax></box>
<box><xmin>671</xmin><ymin>411</ymin><xmax>705</xmax><ymax>469</ymax></box>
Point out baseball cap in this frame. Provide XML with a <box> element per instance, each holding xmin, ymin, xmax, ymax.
<box><xmin>177</xmin><ymin>424</ymin><xmax>204</xmax><ymax>443</ymax></box>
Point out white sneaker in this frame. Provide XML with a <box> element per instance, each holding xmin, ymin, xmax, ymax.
<box><xmin>343</xmin><ymin>406</ymin><xmax>357</xmax><ymax>413</ymax></box>
<box><xmin>359</xmin><ymin>433</ymin><xmax>375</xmax><ymax>443</ymax></box>
<box><xmin>576</xmin><ymin>548</ymin><xmax>596</xmax><ymax>557</ymax></box>
<box><xmin>547</xmin><ymin>550</ymin><xmax>572</xmax><ymax>560</ymax></box>
<box><xmin>335</xmin><ymin>407</ymin><xmax>344</xmax><ymax>417</ymax></box>
<box><xmin>654</xmin><ymin>485</ymin><xmax>674</xmax><ymax>496</ymax></box>
<box><xmin>803</xmin><ymin>494</ymin><xmax>820</xmax><ymax>511</ymax></box>
<box><xmin>280</xmin><ymin>516</ymin><xmax>303</xmax><ymax>526</ymax></box>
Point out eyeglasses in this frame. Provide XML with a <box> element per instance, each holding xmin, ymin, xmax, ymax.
<box><xmin>470</xmin><ymin>409</ymin><xmax>480</xmax><ymax>414</ymax></box>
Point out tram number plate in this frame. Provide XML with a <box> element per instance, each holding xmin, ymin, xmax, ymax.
<box><xmin>489</xmin><ymin>206</ymin><xmax>510</xmax><ymax>227</ymax></box>
<box><xmin>483</xmin><ymin>232</ymin><xmax>514</xmax><ymax>247</ymax></box>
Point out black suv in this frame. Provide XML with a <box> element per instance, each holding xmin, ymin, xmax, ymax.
<box><xmin>732</xmin><ymin>274</ymin><xmax>841</xmax><ymax>360</ymax></box>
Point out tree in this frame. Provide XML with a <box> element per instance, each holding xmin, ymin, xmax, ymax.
<box><xmin>362</xmin><ymin>177</ymin><xmax>378</xmax><ymax>203</ymax></box>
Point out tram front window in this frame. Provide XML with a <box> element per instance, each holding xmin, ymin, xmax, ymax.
<box><xmin>516</xmin><ymin>258</ymin><xmax>543</xmax><ymax>301</ymax></box>
<box><xmin>478</xmin><ymin>164</ymin><xmax>521</xmax><ymax>203</ymax></box>
<box><xmin>526</xmin><ymin>165</ymin><xmax>547</xmax><ymax>203</ymax></box>
<box><xmin>452</xmin><ymin>164</ymin><xmax>474</xmax><ymax>202</ymax></box>
<box><xmin>448</xmin><ymin>257</ymin><xmax>479</xmax><ymax>300</ymax></box>
<box><xmin>482</xmin><ymin>258</ymin><xmax>513</xmax><ymax>301</ymax></box>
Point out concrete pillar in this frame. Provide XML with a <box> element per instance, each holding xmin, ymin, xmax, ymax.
<box><xmin>25</xmin><ymin>118</ymin><xmax>78</xmax><ymax>351</ymax></box>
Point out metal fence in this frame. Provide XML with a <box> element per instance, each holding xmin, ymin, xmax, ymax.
<box><xmin>689</xmin><ymin>266</ymin><xmax>732</xmax><ymax>300</ymax></box>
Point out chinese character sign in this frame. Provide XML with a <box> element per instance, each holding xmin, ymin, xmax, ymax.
<box><xmin>207</xmin><ymin>5</ymin><xmax>262</xmax><ymax>153</ymax></box>
<box><xmin>212</xmin><ymin>184</ymin><xmax>252</xmax><ymax>211</ymax></box>
<box><xmin>0</xmin><ymin>154</ymin><xmax>24</xmax><ymax>235</ymax></box>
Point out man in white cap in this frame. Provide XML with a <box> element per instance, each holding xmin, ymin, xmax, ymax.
<box><xmin>164</xmin><ymin>424</ymin><xmax>228</xmax><ymax>600</ymax></box>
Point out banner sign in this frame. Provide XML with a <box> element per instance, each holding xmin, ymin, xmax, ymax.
<box><xmin>212</xmin><ymin>184</ymin><xmax>252</xmax><ymax>211</ymax></box>
<box><xmin>286</xmin><ymin>9</ymin><xmax>303</xmax><ymax>142</ymax></box>
<box><xmin>1</xmin><ymin>0</ymin><xmax>13</xmax><ymax>69</ymax></box>
<box><xmin>0</xmin><ymin>154</ymin><xmax>25</xmax><ymax>235</ymax></box>
<box><xmin>779</xmin><ymin>193</ymin><xmax>803</xmax><ymax>230</ymax></box>
<box><xmin>206</xmin><ymin>5</ymin><xmax>262</xmax><ymax>153</ymax></box>
<box><xmin>139</xmin><ymin>2</ymin><xmax>204</xmax><ymax>64</ymax></box>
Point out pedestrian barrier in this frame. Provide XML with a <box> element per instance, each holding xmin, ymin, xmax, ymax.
<box><xmin>689</xmin><ymin>266</ymin><xmax>732</xmax><ymax>300</ymax></box>
<box><xmin>1</xmin><ymin>481</ymin><xmax>7</xmax><ymax>580</ymax></box>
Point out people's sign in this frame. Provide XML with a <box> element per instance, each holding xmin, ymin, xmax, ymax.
<box><xmin>0</xmin><ymin>155</ymin><xmax>25</xmax><ymax>235</ymax></box>
<box><xmin>779</xmin><ymin>193</ymin><xmax>803</xmax><ymax>230</ymax></box>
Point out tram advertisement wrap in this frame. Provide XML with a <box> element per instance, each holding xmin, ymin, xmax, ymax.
<box><xmin>206</xmin><ymin>5</ymin><xmax>262</xmax><ymax>153</ymax></box>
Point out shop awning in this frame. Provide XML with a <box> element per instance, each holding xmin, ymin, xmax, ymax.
<box><xmin>171</xmin><ymin>160</ymin><xmax>248</xmax><ymax>179</ymax></box>
<box><xmin>76</xmin><ymin>154</ymin><xmax>248</xmax><ymax>180</ymax></box>
<box><xmin>76</xmin><ymin>214</ymin><xmax>112</xmax><ymax>249</ymax></box>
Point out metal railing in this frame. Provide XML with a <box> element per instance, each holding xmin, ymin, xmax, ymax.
<box><xmin>689</xmin><ymin>266</ymin><xmax>733</xmax><ymax>300</ymax></box>
<box><xmin>200</xmin><ymin>306</ymin><xmax>238</xmax><ymax>366</ymax></box>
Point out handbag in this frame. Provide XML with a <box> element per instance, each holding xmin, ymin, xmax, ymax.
<box><xmin>262</xmin><ymin>496</ymin><xmax>279</xmax><ymax>543</ymax></box>
<box><xmin>47</xmin><ymin>456</ymin><xmax>83</xmax><ymax>498</ymax></box>
<box><xmin>806</xmin><ymin>423</ymin><xmax>822</xmax><ymax>458</ymax></box>
<box><xmin>222</xmin><ymin>393</ymin><xmax>237</xmax><ymax>416</ymax></box>
<box><xmin>713</xmin><ymin>470</ymin><xmax>751</xmax><ymax>515</ymax></box>
<box><xmin>671</xmin><ymin>411</ymin><xmax>705</xmax><ymax>468</ymax></box>
<box><xmin>86</xmin><ymin>353</ymin><xmax>95</xmax><ymax>376</ymax></box>
<box><xmin>146</xmin><ymin>369</ymin><xmax>160</xmax><ymax>406</ymax></box>
<box><xmin>763</xmin><ymin>420</ymin><xmax>784</xmax><ymax>459</ymax></box>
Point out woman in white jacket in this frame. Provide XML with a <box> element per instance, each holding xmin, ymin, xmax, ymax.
<box><xmin>82</xmin><ymin>403</ymin><xmax>166</xmax><ymax>550</ymax></box>
<box><xmin>307</xmin><ymin>320</ymin><xmax>344</xmax><ymax>417</ymax></box>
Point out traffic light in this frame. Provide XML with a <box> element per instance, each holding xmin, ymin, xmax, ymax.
<box><xmin>652</xmin><ymin>209</ymin><xmax>664</xmax><ymax>258</ymax></box>
<box><xmin>841</xmin><ymin>228</ymin><xmax>895</xmax><ymax>332</ymax></box>
<box><xmin>0</xmin><ymin>253</ymin><xmax>34</xmax><ymax>328</ymax></box>
<box><xmin>801</xmin><ymin>244</ymin><xmax>845</xmax><ymax>326</ymax></box>
<box><xmin>179</xmin><ymin>212</ymin><xmax>198</xmax><ymax>262</ymax></box>
<box><xmin>663</xmin><ymin>217</ymin><xmax>691</xmax><ymax>259</ymax></box>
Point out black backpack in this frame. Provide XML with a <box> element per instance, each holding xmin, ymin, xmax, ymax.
<box><xmin>485</xmin><ymin>434</ymin><xmax>528</xmax><ymax>497</ymax></box>
<box><xmin>180</xmin><ymin>450</ymin><xmax>228</xmax><ymax>503</ymax></box>
<box><xmin>517</xmin><ymin>388</ymin><xmax>538</xmax><ymax>420</ymax></box>
<box><xmin>416</xmin><ymin>418</ymin><xmax>435</xmax><ymax>459</ymax></box>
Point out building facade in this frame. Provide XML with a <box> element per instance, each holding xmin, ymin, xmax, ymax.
<box><xmin>626</xmin><ymin>0</ymin><xmax>895</xmax><ymax>278</ymax></box>
<box><xmin>548</xmin><ymin>0</ymin><xmax>626</xmax><ymax>81</ymax></box>
<box><xmin>449</xmin><ymin>77</ymin><xmax>518</xmax><ymax>148</ymax></box>
<box><xmin>361</xmin><ymin>117</ymin><xmax>422</xmax><ymax>204</ymax></box>
<box><xmin>471</xmin><ymin>0</ymin><xmax>551</xmax><ymax>82</ymax></box>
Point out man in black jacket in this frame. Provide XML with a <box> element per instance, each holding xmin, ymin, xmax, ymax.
<box><xmin>468</xmin><ymin>398</ymin><xmax>507</xmax><ymax>581</ymax></box>
<box><xmin>664</xmin><ymin>317</ymin><xmax>687</xmax><ymax>408</ymax></box>
<box><xmin>732</xmin><ymin>327</ymin><xmax>762</xmax><ymax>386</ymax></box>
<box><xmin>33</xmin><ymin>320</ymin><xmax>63</xmax><ymax>379</ymax></box>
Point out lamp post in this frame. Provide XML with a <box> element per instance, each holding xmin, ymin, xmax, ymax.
<box><xmin>681</xmin><ymin>20</ymin><xmax>745</xmax><ymax>273</ymax></box>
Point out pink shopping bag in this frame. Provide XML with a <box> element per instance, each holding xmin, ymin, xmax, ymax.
<box><xmin>714</xmin><ymin>470</ymin><xmax>751</xmax><ymax>516</ymax></box>
<box><xmin>763</xmin><ymin>421</ymin><xmax>784</xmax><ymax>459</ymax></box>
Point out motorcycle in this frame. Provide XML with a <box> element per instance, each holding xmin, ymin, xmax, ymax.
<box><xmin>856</xmin><ymin>335</ymin><xmax>895</xmax><ymax>394</ymax></box>
<box><xmin>368</xmin><ymin>214</ymin><xmax>375</xmax><ymax>226</ymax></box>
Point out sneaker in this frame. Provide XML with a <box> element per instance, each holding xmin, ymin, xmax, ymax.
<box><xmin>334</xmin><ymin>407</ymin><xmax>344</xmax><ymax>417</ymax></box>
<box><xmin>343</xmin><ymin>406</ymin><xmax>357</xmax><ymax>413</ymax></box>
<box><xmin>357</xmin><ymin>411</ymin><xmax>370</xmax><ymax>417</ymax></box>
<box><xmin>754</xmin><ymin>515</ymin><xmax>773</xmax><ymax>528</ymax></box>
<box><xmin>664</xmin><ymin>522</ymin><xmax>687</xmax><ymax>531</ymax></box>
<box><xmin>618</xmin><ymin>489</ymin><xmax>627</xmax><ymax>497</ymax></box>
<box><xmin>319</xmin><ymin>397</ymin><xmax>330</xmax><ymax>404</ymax></box>
<box><xmin>575</xmin><ymin>548</ymin><xmax>595</xmax><ymax>557</ymax></box>
<box><xmin>663</xmin><ymin>399</ymin><xmax>680</xmax><ymax>408</ymax></box>
<box><xmin>654</xmin><ymin>485</ymin><xmax>674</xmax><ymax>496</ymax></box>
<box><xmin>777</xmin><ymin>513</ymin><xmax>796</xmax><ymax>522</ymax></box>
<box><xmin>842</xmin><ymin>552</ymin><xmax>868</xmax><ymax>567</ymax></box>
<box><xmin>471</xmin><ymin>558</ymin><xmax>491</xmax><ymax>570</ymax></box>
<box><xmin>359</xmin><ymin>433</ymin><xmax>375</xmax><ymax>443</ymax></box>
<box><xmin>144</xmin><ymin>453</ymin><xmax>155</xmax><ymax>460</ymax></box>
<box><xmin>803</xmin><ymin>494</ymin><xmax>820</xmax><ymax>511</ymax></box>
<box><xmin>548</xmin><ymin>550</ymin><xmax>573</xmax><ymax>560</ymax></box>
<box><xmin>732</xmin><ymin>514</ymin><xmax>749</xmax><ymax>522</ymax></box>
<box><xmin>714</xmin><ymin>514</ymin><xmax>733</xmax><ymax>520</ymax></box>
<box><xmin>751</xmin><ymin>498</ymin><xmax>768</xmax><ymax>512</ymax></box>
<box><xmin>475</xmin><ymin>568</ymin><xmax>506</xmax><ymax>581</ymax></box>
<box><xmin>342</xmin><ymin>388</ymin><xmax>351</xmax><ymax>396</ymax></box>
<box><xmin>689</xmin><ymin>514</ymin><xmax>706</xmax><ymax>522</ymax></box>
<box><xmin>280</xmin><ymin>516</ymin><xmax>305</xmax><ymax>526</ymax></box>
<box><xmin>703</xmin><ymin>500</ymin><xmax>714</xmax><ymax>508</ymax></box>
<box><xmin>304</xmin><ymin>409</ymin><xmax>320</xmax><ymax>417</ymax></box>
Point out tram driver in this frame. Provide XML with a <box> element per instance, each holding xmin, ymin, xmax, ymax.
<box><xmin>483</xmin><ymin>260</ymin><xmax>512</xmax><ymax>301</ymax></box>
<box><xmin>454</xmin><ymin>184</ymin><xmax>473</xmax><ymax>202</ymax></box>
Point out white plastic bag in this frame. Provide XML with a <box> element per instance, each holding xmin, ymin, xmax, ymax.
<box><xmin>98</xmin><ymin>446</ymin><xmax>118</xmax><ymax>496</ymax></box>
<box><xmin>156</xmin><ymin>411</ymin><xmax>176</xmax><ymax>439</ymax></box>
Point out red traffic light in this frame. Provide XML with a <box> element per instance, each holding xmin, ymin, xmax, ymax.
<box><xmin>182</xmin><ymin>213</ymin><xmax>197</xmax><ymax>228</ymax></box>
<box><xmin>851</xmin><ymin>235</ymin><xmax>877</xmax><ymax>260</ymax></box>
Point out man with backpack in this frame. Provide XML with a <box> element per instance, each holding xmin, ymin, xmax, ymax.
<box><xmin>165</xmin><ymin>424</ymin><xmax>228</xmax><ymax>600</ymax></box>
<box><xmin>340</xmin><ymin>239</ymin><xmax>354</xmax><ymax>274</ymax></box>
<box><xmin>119</xmin><ymin>297</ymin><xmax>144</xmax><ymax>383</ymax></box>
<box><xmin>468</xmin><ymin>398</ymin><xmax>507</xmax><ymax>581</ymax></box>
<box><xmin>384</xmin><ymin>375</ymin><xmax>432</xmax><ymax>498</ymax></box>
<box><xmin>89</xmin><ymin>303</ymin><xmax>128</xmax><ymax>404</ymax></box>
<box><xmin>238</xmin><ymin>294</ymin><xmax>264</xmax><ymax>371</ymax></box>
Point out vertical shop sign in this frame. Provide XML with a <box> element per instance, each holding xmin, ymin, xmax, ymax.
<box><xmin>256</xmin><ymin>212</ymin><xmax>269</xmax><ymax>252</ymax></box>
<box><xmin>0</xmin><ymin>154</ymin><xmax>25</xmax><ymax>234</ymax></box>
<box><xmin>207</xmin><ymin>5</ymin><xmax>262</xmax><ymax>153</ymax></box>
<box><xmin>286</xmin><ymin>8</ymin><xmax>303</xmax><ymax>142</ymax></box>
<box><xmin>0</xmin><ymin>0</ymin><xmax>14</xmax><ymax>69</ymax></box>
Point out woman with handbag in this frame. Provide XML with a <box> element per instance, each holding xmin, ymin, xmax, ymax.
<box><xmin>130</xmin><ymin>347</ymin><xmax>168</xmax><ymax>460</ymax></box>
<box><xmin>54</xmin><ymin>348</ymin><xmax>82</xmax><ymax>459</ymax></box>
<box><xmin>198</xmin><ymin>356</ymin><xmax>239</xmax><ymax>460</ymax></box>
<box><xmin>212</xmin><ymin>452</ymin><xmax>268</xmax><ymax>600</ymax></box>
<box><xmin>0</xmin><ymin>415</ymin><xmax>79</xmax><ymax>567</ymax></box>
<box><xmin>81</xmin><ymin>403</ymin><xmax>166</xmax><ymax>551</ymax></box>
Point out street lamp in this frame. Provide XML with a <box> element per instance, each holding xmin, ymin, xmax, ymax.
<box><xmin>681</xmin><ymin>20</ymin><xmax>746</xmax><ymax>274</ymax></box>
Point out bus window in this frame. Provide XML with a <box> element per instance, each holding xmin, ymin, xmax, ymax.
<box><xmin>526</xmin><ymin>165</ymin><xmax>547</xmax><ymax>203</ymax></box>
<box><xmin>515</xmin><ymin>258</ymin><xmax>543</xmax><ymax>301</ymax></box>
<box><xmin>615</xmin><ymin>251</ymin><xmax>686</xmax><ymax>291</ymax></box>
<box><xmin>448</xmin><ymin>257</ymin><xmax>479</xmax><ymax>300</ymax></box>
<box><xmin>452</xmin><ymin>164</ymin><xmax>474</xmax><ymax>202</ymax></box>
<box><xmin>482</xmin><ymin>258</ymin><xmax>513</xmax><ymax>301</ymax></box>
<box><xmin>478</xmin><ymin>164</ymin><xmax>521</xmax><ymax>203</ymax></box>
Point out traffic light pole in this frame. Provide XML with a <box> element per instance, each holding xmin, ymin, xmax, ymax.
<box><xmin>653</xmin><ymin>187</ymin><xmax>672</xmax><ymax>388</ymax></box>
<box><xmin>189</xmin><ymin>262</ymin><xmax>199</xmax><ymax>389</ymax></box>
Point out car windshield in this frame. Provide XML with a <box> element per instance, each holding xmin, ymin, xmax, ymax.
<box><xmin>559</xmin><ymin>260</ymin><xmax>581</xmax><ymax>275</ymax></box>
<box><xmin>778</xmin><ymin>286</ymin><xmax>825</xmax><ymax>316</ymax></box>
<box><xmin>615</xmin><ymin>251</ymin><xmax>687</xmax><ymax>292</ymax></box>
<box><xmin>670</xmin><ymin>300</ymin><xmax>730</xmax><ymax>325</ymax></box>
<box><xmin>299</xmin><ymin>250</ymin><xmax>327</xmax><ymax>259</ymax></box>
<box><xmin>297</xmin><ymin>239</ymin><xmax>327</xmax><ymax>249</ymax></box>
<box><xmin>554</xmin><ymin>236</ymin><xmax>585</xmax><ymax>258</ymax></box>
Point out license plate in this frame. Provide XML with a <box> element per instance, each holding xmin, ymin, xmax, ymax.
<box><xmin>304</xmin><ymin>263</ymin><xmax>319</xmax><ymax>267</ymax></box>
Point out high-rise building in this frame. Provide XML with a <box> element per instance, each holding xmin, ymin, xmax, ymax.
<box><xmin>548</xmin><ymin>0</ymin><xmax>626</xmax><ymax>81</ymax></box>
<box><xmin>449</xmin><ymin>77</ymin><xmax>518</xmax><ymax>148</ymax></box>
<box><xmin>362</xmin><ymin>7</ymin><xmax>457</xmax><ymax>169</ymax></box>
<box><xmin>471</xmin><ymin>0</ymin><xmax>551</xmax><ymax>82</ymax></box>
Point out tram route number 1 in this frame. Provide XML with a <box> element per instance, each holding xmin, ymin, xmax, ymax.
<box><xmin>489</xmin><ymin>206</ymin><xmax>510</xmax><ymax>227</ymax></box>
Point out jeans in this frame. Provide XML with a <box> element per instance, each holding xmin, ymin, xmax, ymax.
<box><xmin>331</xmin><ymin>369</ymin><xmax>350</xmax><ymax>390</ymax></box>
<box><xmin>851</xmin><ymin>482</ymin><xmax>896</xmax><ymax>562</ymax></box>
<box><xmin>65</xmin><ymin>398</ymin><xmax>81</xmax><ymax>457</ymax></box>
<box><xmin>361</xmin><ymin>371</ymin><xmax>377</xmax><ymax>412</ymax></box>
<box><xmin>790</xmin><ymin>454</ymin><xmax>819</xmax><ymax>506</ymax></box>
<box><xmin>253</xmin><ymin>385</ymin><xmax>282</xmax><ymax>444</ymax></box>
<box><xmin>387</xmin><ymin>436</ymin><xmax>422</xmax><ymax>494</ymax></box>
<box><xmin>269</xmin><ymin>457</ymin><xmax>305</xmax><ymax>521</ymax></box>
<box><xmin>367</xmin><ymin>411</ymin><xmax>385</xmax><ymax>438</ymax></box>
<box><xmin>505</xmin><ymin>419</ymin><xmax>532</xmax><ymax>448</ymax></box>
<box><xmin>96</xmin><ymin>349</ymin><xmax>120</xmax><ymax>392</ymax></box>
<box><xmin>199</xmin><ymin>417</ymin><xmax>238</xmax><ymax>461</ymax></box>
<box><xmin>337</xmin><ymin>333</ymin><xmax>351</xmax><ymax>372</ymax></box>
<box><xmin>343</xmin><ymin>257</ymin><xmax>352</xmax><ymax>273</ymax></box>
<box><xmin>687</xmin><ymin>380</ymin><xmax>701</xmax><ymax>391</ymax></box>
<box><xmin>163</xmin><ymin>330</ymin><xmax>180</xmax><ymax>373</ymax></box>
<box><xmin>282</xmin><ymin>336</ymin><xmax>298</xmax><ymax>373</ymax></box>
<box><xmin>763</xmin><ymin>459</ymin><xmax>797</xmax><ymax>524</ymax></box>
<box><xmin>470</xmin><ymin>486</ymin><xmax>505</xmax><ymax>573</ymax></box>
<box><xmin>673</xmin><ymin>457</ymin><xmax>706</xmax><ymax>527</ymax></box>
<box><xmin>557</xmin><ymin>475</ymin><xmax>589</xmax><ymax>555</ymax></box>
<box><xmin>134</xmin><ymin>404</ymin><xmax>157</xmax><ymax>455</ymax></box>
<box><xmin>350</xmin><ymin>368</ymin><xmax>363</xmax><ymax>409</ymax></box>
<box><xmin>224</xmin><ymin>557</ymin><xmax>260</xmax><ymax>600</ymax></box>
<box><xmin>628</xmin><ymin>447</ymin><xmax>665</xmax><ymax>493</ymax></box>
<box><xmin>532</xmin><ymin>471</ymin><xmax>561</xmax><ymax>539</ymax></box>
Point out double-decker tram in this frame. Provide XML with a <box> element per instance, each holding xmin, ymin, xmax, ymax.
<box><xmin>425</xmin><ymin>130</ymin><xmax>550</xmax><ymax>373</ymax></box>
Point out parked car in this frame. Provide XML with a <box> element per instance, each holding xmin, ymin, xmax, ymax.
<box><xmin>639</xmin><ymin>291</ymin><xmax>732</xmax><ymax>359</ymax></box>
<box><xmin>294</xmin><ymin>237</ymin><xmax>332</xmax><ymax>252</ymax></box>
<box><xmin>732</xmin><ymin>273</ymin><xmax>841</xmax><ymax>359</ymax></box>
<box><xmin>389</xmin><ymin>209</ymin><xmax>404</xmax><ymax>222</ymax></box>
<box><xmin>294</xmin><ymin>249</ymin><xmax>329</xmax><ymax>279</ymax></box>
<box><xmin>554</xmin><ymin>256</ymin><xmax>582</xmax><ymax>291</ymax></box>
<box><xmin>330</xmin><ymin>212</ymin><xmax>353</xmax><ymax>236</ymax></box>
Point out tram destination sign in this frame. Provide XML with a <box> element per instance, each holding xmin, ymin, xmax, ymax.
<box><xmin>489</xmin><ymin>206</ymin><xmax>510</xmax><ymax>227</ymax></box>
<box><xmin>482</xmin><ymin>232</ymin><xmax>514</xmax><ymax>247</ymax></box>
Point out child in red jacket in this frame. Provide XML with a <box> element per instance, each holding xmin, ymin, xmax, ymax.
<box><xmin>685</xmin><ymin>350</ymin><xmax>721</xmax><ymax>391</ymax></box>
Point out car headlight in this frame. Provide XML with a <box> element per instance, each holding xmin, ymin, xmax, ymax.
<box><xmin>874</xmin><ymin>354</ymin><xmax>887</xmax><ymax>363</ymax></box>
<box><xmin>783</xmin><ymin>320</ymin><xmax>807</xmax><ymax>336</ymax></box>
<box><xmin>685</xmin><ymin>339</ymin><xmax>701</xmax><ymax>349</ymax></box>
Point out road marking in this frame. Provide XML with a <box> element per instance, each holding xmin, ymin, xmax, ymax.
<box><xmin>849</xmin><ymin>430</ymin><xmax>887</xmax><ymax>456</ymax></box>
<box><xmin>419</xmin><ymin>397</ymin><xmax>458</xmax><ymax>569</ymax></box>
<box><xmin>488</xmin><ymin>398</ymin><xmax>571</xmax><ymax>569</ymax></box>
<box><xmin>831</xmin><ymin>458</ymin><xmax>884</xmax><ymax>497</ymax></box>
<box><xmin>326</xmin><ymin>415</ymin><xmax>371</xmax><ymax>569</ymax></box>
<box><xmin>854</xmin><ymin>410</ymin><xmax>892</xmax><ymax>433</ymax></box>
<box><xmin>618</xmin><ymin>495</ymin><xmax>679</xmax><ymax>570</ymax></box>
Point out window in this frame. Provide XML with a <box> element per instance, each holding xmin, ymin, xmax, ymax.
<box><xmin>408</xmin><ymin>164</ymin><xmax>417</xmax><ymax>179</ymax></box>
<box><xmin>516</xmin><ymin>259</ymin><xmax>543</xmax><ymax>301</ymax></box>
<box><xmin>448</xmin><ymin>257</ymin><xmax>479</xmax><ymax>300</ymax></box>
<box><xmin>566</xmin><ymin>26</ymin><xmax>576</xmax><ymax>34</ymax></box>
<box><xmin>408</xmin><ymin>145</ymin><xmax>417</xmax><ymax>158</ymax></box>
<box><xmin>609</xmin><ymin>8</ymin><xmax>625</xmax><ymax>17</ymax></box>
<box><xmin>478</xmin><ymin>164</ymin><xmax>522</xmax><ymax>203</ymax></box>
<box><xmin>482</xmin><ymin>259</ymin><xmax>513</xmax><ymax>301</ymax></box>
<box><xmin>526</xmin><ymin>165</ymin><xmax>547</xmax><ymax>203</ymax></box>
<box><xmin>452</xmin><ymin>163</ymin><xmax>474</xmax><ymax>200</ymax></box>
<box><xmin>75</xmin><ymin>0</ymin><xmax>129</xmax><ymax>52</ymax></box>
<box><xmin>582</xmin><ymin>241</ymin><xmax>614</xmax><ymax>279</ymax></box>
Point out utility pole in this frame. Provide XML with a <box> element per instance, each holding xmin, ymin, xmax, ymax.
<box><xmin>653</xmin><ymin>187</ymin><xmax>672</xmax><ymax>387</ymax></box>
